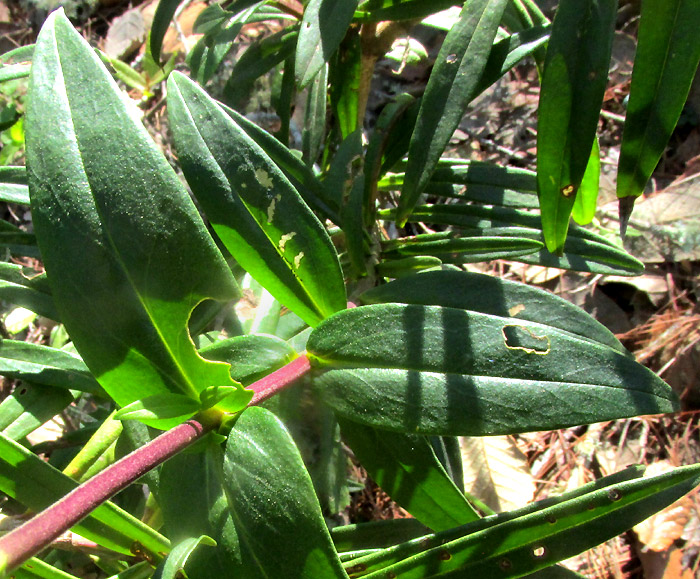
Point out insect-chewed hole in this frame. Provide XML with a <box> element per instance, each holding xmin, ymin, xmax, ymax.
<box><xmin>608</xmin><ymin>488</ymin><xmax>622</xmax><ymax>501</ymax></box>
<box><xmin>532</xmin><ymin>545</ymin><xmax>547</xmax><ymax>558</ymax></box>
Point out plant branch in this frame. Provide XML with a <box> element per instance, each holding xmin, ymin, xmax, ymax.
<box><xmin>0</xmin><ymin>418</ymin><xmax>211</xmax><ymax>574</ymax></box>
<box><xmin>248</xmin><ymin>354</ymin><xmax>311</xmax><ymax>406</ymax></box>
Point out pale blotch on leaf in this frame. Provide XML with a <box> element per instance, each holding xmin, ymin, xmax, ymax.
<box><xmin>508</xmin><ymin>303</ymin><xmax>525</xmax><ymax>317</ymax></box>
<box><xmin>561</xmin><ymin>184</ymin><xmax>576</xmax><ymax>198</ymax></box>
<box><xmin>255</xmin><ymin>168</ymin><xmax>274</xmax><ymax>189</ymax></box>
<box><xmin>267</xmin><ymin>194</ymin><xmax>282</xmax><ymax>223</ymax></box>
<box><xmin>502</xmin><ymin>325</ymin><xmax>550</xmax><ymax>355</ymax></box>
<box><xmin>294</xmin><ymin>251</ymin><xmax>304</xmax><ymax>269</ymax></box>
<box><xmin>445</xmin><ymin>53</ymin><xmax>458</xmax><ymax>64</ymax></box>
<box><xmin>278</xmin><ymin>231</ymin><xmax>297</xmax><ymax>252</ymax></box>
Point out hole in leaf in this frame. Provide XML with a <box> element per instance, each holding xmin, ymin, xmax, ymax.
<box><xmin>608</xmin><ymin>488</ymin><xmax>622</xmax><ymax>501</ymax></box>
<box><xmin>532</xmin><ymin>545</ymin><xmax>546</xmax><ymax>558</ymax></box>
<box><xmin>445</xmin><ymin>53</ymin><xmax>458</xmax><ymax>64</ymax></box>
<box><xmin>438</xmin><ymin>550</ymin><xmax>451</xmax><ymax>561</ymax></box>
<box><xmin>502</xmin><ymin>325</ymin><xmax>550</xmax><ymax>355</ymax></box>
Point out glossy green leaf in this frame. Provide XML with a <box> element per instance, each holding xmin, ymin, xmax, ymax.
<box><xmin>26</xmin><ymin>12</ymin><xmax>250</xmax><ymax>428</ymax></box>
<box><xmin>302</xmin><ymin>63</ymin><xmax>329</xmax><ymax>166</ymax></box>
<box><xmin>571</xmin><ymin>138</ymin><xmax>601</xmax><ymax>225</ymax></box>
<box><xmin>382</xmin><ymin>232</ymin><xmax>543</xmax><ymax>263</ymax></box>
<box><xmin>381</xmin><ymin>204</ymin><xmax>644</xmax><ymax>276</ymax></box>
<box><xmin>357</xmin><ymin>0</ymin><xmax>457</xmax><ymax>21</ymax></box>
<box><xmin>167</xmin><ymin>72</ymin><xmax>346</xmax><ymax>328</ymax></box>
<box><xmin>219</xmin><ymin>101</ymin><xmax>339</xmax><ymax>222</ymax></box>
<box><xmin>347</xmin><ymin>464</ymin><xmax>700</xmax><ymax>578</ymax></box>
<box><xmin>199</xmin><ymin>334</ymin><xmax>296</xmax><ymax>385</ymax></box>
<box><xmin>0</xmin><ymin>382</ymin><xmax>74</xmax><ymax>441</ymax></box>
<box><xmin>398</xmin><ymin>0</ymin><xmax>509</xmax><ymax>226</ymax></box>
<box><xmin>296</xmin><ymin>0</ymin><xmax>359</xmax><ymax>89</ymax></box>
<box><xmin>308</xmin><ymin>303</ymin><xmax>677</xmax><ymax>436</ymax></box>
<box><xmin>616</xmin><ymin>0</ymin><xmax>700</xmax><ymax>224</ymax></box>
<box><xmin>223</xmin><ymin>406</ymin><xmax>348</xmax><ymax>578</ymax></box>
<box><xmin>0</xmin><ymin>262</ymin><xmax>58</xmax><ymax>320</ymax></box>
<box><xmin>360</xmin><ymin>270</ymin><xmax>627</xmax><ymax>354</ymax></box>
<box><xmin>0</xmin><ymin>432</ymin><xmax>170</xmax><ymax>560</ymax></box>
<box><xmin>338</xmin><ymin>418</ymin><xmax>480</xmax><ymax>531</ymax></box>
<box><xmin>160</xmin><ymin>444</ymin><xmax>246</xmax><ymax>578</ymax></box>
<box><xmin>155</xmin><ymin>535</ymin><xmax>217</xmax><ymax>579</ymax></box>
<box><xmin>223</xmin><ymin>26</ymin><xmax>298</xmax><ymax>108</ymax></box>
<box><xmin>0</xmin><ymin>339</ymin><xmax>102</xmax><ymax>394</ymax></box>
<box><xmin>149</xmin><ymin>0</ymin><xmax>182</xmax><ymax>63</ymax></box>
<box><xmin>0</xmin><ymin>166</ymin><xmax>29</xmax><ymax>204</ymax></box>
<box><xmin>330</xmin><ymin>27</ymin><xmax>362</xmax><ymax>140</ymax></box>
<box><xmin>14</xmin><ymin>557</ymin><xmax>81</xmax><ymax>579</ymax></box>
<box><xmin>113</xmin><ymin>393</ymin><xmax>201</xmax><ymax>422</ymax></box>
<box><xmin>332</xmin><ymin>520</ymin><xmax>430</xmax><ymax>553</ymax></box>
<box><xmin>537</xmin><ymin>0</ymin><xmax>617</xmax><ymax>253</ymax></box>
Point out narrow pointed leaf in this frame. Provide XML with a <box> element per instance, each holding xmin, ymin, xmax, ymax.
<box><xmin>0</xmin><ymin>432</ymin><xmax>170</xmax><ymax>560</ymax></box>
<box><xmin>223</xmin><ymin>406</ymin><xmax>348</xmax><ymax>578</ymax></box>
<box><xmin>351</xmin><ymin>464</ymin><xmax>700</xmax><ymax>578</ymax></box>
<box><xmin>616</xmin><ymin>0</ymin><xmax>700</xmax><ymax>215</ymax></box>
<box><xmin>26</xmin><ymin>12</ymin><xmax>250</xmax><ymax>428</ymax></box>
<box><xmin>149</xmin><ymin>0</ymin><xmax>183</xmax><ymax>63</ymax></box>
<box><xmin>302</xmin><ymin>64</ymin><xmax>329</xmax><ymax>167</ymax></box>
<box><xmin>398</xmin><ymin>0</ymin><xmax>509</xmax><ymax>226</ymax></box>
<box><xmin>536</xmin><ymin>0</ymin><xmax>617</xmax><ymax>253</ymax></box>
<box><xmin>0</xmin><ymin>382</ymin><xmax>74</xmax><ymax>441</ymax></box>
<box><xmin>0</xmin><ymin>262</ymin><xmax>58</xmax><ymax>320</ymax></box>
<box><xmin>358</xmin><ymin>0</ymin><xmax>458</xmax><ymax>21</ymax></box>
<box><xmin>167</xmin><ymin>72</ymin><xmax>346</xmax><ymax>327</ymax></box>
<box><xmin>0</xmin><ymin>166</ymin><xmax>29</xmax><ymax>204</ymax></box>
<box><xmin>296</xmin><ymin>0</ymin><xmax>359</xmax><ymax>89</ymax></box>
<box><xmin>338</xmin><ymin>418</ymin><xmax>480</xmax><ymax>531</ymax></box>
<box><xmin>113</xmin><ymin>394</ymin><xmax>201</xmax><ymax>423</ymax></box>
<box><xmin>360</xmin><ymin>270</ymin><xmax>627</xmax><ymax>353</ymax></box>
<box><xmin>571</xmin><ymin>138</ymin><xmax>601</xmax><ymax>225</ymax></box>
<box><xmin>308</xmin><ymin>304</ymin><xmax>677</xmax><ymax>436</ymax></box>
<box><xmin>0</xmin><ymin>339</ymin><xmax>102</xmax><ymax>394</ymax></box>
<box><xmin>155</xmin><ymin>535</ymin><xmax>217</xmax><ymax>579</ymax></box>
<box><xmin>14</xmin><ymin>558</ymin><xmax>81</xmax><ymax>579</ymax></box>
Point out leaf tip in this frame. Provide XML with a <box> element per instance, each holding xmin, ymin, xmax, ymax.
<box><xmin>618</xmin><ymin>196</ymin><xmax>636</xmax><ymax>238</ymax></box>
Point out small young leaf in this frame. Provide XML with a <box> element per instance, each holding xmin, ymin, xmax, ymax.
<box><xmin>536</xmin><ymin>0</ymin><xmax>617</xmax><ymax>253</ymax></box>
<box><xmin>113</xmin><ymin>394</ymin><xmax>201</xmax><ymax>424</ymax></box>
<box><xmin>167</xmin><ymin>72</ymin><xmax>346</xmax><ymax>327</ymax></box>
<box><xmin>154</xmin><ymin>535</ymin><xmax>217</xmax><ymax>579</ymax></box>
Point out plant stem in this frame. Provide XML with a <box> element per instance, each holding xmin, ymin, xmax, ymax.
<box><xmin>0</xmin><ymin>418</ymin><xmax>211</xmax><ymax>574</ymax></box>
<box><xmin>0</xmin><ymin>355</ymin><xmax>315</xmax><ymax>574</ymax></box>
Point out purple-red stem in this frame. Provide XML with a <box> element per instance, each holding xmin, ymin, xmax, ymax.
<box><xmin>0</xmin><ymin>354</ymin><xmax>312</xmax><ymax>574</ymax></box>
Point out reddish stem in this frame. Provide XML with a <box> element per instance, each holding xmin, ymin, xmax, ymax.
<box><xmin>0</xmin><ymin>354</ymin><xmax>314</xmax><ymax>574</ymax></box>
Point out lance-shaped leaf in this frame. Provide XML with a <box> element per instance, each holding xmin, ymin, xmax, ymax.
<box><xmin>0</xmin><ymin>382</ymin><xmax>75</xmax><ymax>441</ymax></box>
<box><xmin>167</xmin><ymin>72</ymin><xmax>346</xmax><ymax>328</ymax></box>
<box><xmin>571</xmin><ymin>138</ymin><xmax>601</xmax><ymax>226</ymax></box>
<box><xmin>338</xmin><ymin>418</ymin><xmax>480</xmax><ymax>531</ymax></box>
<box><xmin>616</xmin><ymin>0</ymin><xmax>700</xmax><ymax>230</ymax></box>
<box><xmin>398</xmin><ymin>0</ymin><xmax>509</xmax><ymax>226</ymax></box>
<box><xmin>346</xmin><ymin>464</ymin><xmax>700</xmax><ymax>578</ymax></box>
<box><xmin>536</xmin><ymin>0</ymin><xmax>617</xmax><ymax>253</ymax></box>
<box><xmin>360</xmin><ymin>270</ymin><xmax>627</xmax><ymax>354</ymax></box>
<box><xmin>0</xmin><ymin>432</ymin><xmax>170</xmax><ymax>560</ymax></box>
<box><xmin>155</xmin><ymin>536</ymin><xmax>217</xmax><ymax>579</ymax></box>
<box><xmin>223</xmin><ymin>406</ymin><xmax>348</xmax><ymax>578</ymax></box>
<box><xmin>14</xmin><ymin>557</ymin><xmax>81</xmax><ymax>579</ymax></box>
<box><xmin>357</xmin><ymin>0</ymin><xmax>458</xmax><ymax>21</ymax></box>
<box><xmin>149</xmin><ymin>0</ymin><xmax>183</xmax><ymax>63</ymax></box>
<box><xmin>0</xmin><ymin>262</ymin><xmax>58</xmax><ymax>320</ymax></box>
<box><xmin>307</xmin><ymin>303</ymin><xmax>676</xmax><ymax>436</ymax></box>
<box><xmin>25</xmin><ymin>12</ymin><xmax>250</xmax><ymax>429</ymax></box>
<box><xmin>0</xmin><ymin>166</ymin><xmax>29</xmax><ymax>204</ymax></box>
<box><xmin>296</xmin><ymin>0</ymin><xmax>359</xmax><ymax>89</ymax></box>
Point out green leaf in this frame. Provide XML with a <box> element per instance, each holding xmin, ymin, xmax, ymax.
<box><xmin>357</xmin><ymin>0</ymin><xmax>458</xmax><ymax>21</ymax></box>
<box><xmin>0</xmin><ymin>166</ymin><xmax>29</xmax><ymax>204</ymax></box>
<box><xmin>338</xmin><ymin>418</ymin><xmax>480</xmax><ymax>531</ymax></box>
<box><xmin>199</xmin><ymin>334</ymin><xmax>296</xmax><ymax>385</ymax></box>
<box><xmin>302</xmin><ymin>63</ymin><xmax>329</xmax><ymax>167</ymax></box>
<box><xmin>223</xmin><ymin>406</ymin><xmax>348</xmax><ymax>578</ymax></box>
<box><xmin>0</xmin><ymin>432</ymin><xmax>170</xmax><ymax>560</ymax></box>
<box><xmin>0</xmin><ymin>382</ymin><xmax>75</xmax><ymax>441</ymax></box>
<box><xmin>113</xmin><ymin>393</ymin><xmax>201</xmax><ymax>422</ymax></box>
<box><xmin>149</xmin><ymin>0</ymin><xmax>182</xmax><ymax>63</ymax></box>
<box><xmin>536</xmin><ymin>0</ymin><xmax>617</xmax><ymax>253</ymax></box>
<box><xmin>398</xmin><ymin>0</ymin><xmax>509</xmax><ymax>226</ymax></box>
<box><xmin>375</xmin><ymin>256</ymin><xmax>443</xmax><ymax>278</ymax></box>
<box><xmin>0</xmin><ymin>63</ymin><xmax>30</xmax><ymax>83</ymax></box>
<box><xmin>63</xmin><ymin>411</ymin><xmax>123</xmax><ymax>481</ymax></box>
<box><xmin>616</xmin><ymin>0</ymin><xmax>700</xmax><ymax>224</ymax></box>
<box><xmin>330</xmin><ymin>27</ymin><xmax>362</xmax><ymax>140</ymax></box>
<box><xmin>296</xmin><ymin>0</ymin><xmax>359</xmax><ymax>89</ymax></box>
<box><xmin>155</xmin><ymin>535</ymin><xmax>217</xmax><ymax>579</ymax></box>
<box><xmin>167</xmin><ymin>72</ymin><xmax>346</xmax><ymax>328</ymax></box>
<box><xmin>360</xmin><ymin>270</ymin><xmax>627</xmax><ymax>354</ymax></box>
<box><xmin>0</xmin><ymin>220</ymin><xmax>38</xmax><ymax>257</ymax></box>
<box><xmin>1</xmin><ymin>44</ymin><xmax>34</xmax><ymax>65</ymax></box>
<box><xmin>332</xmin><ymin>520</ymin><xmax>430</xmax><ymax>553</ymax></box>
<box><xmin>347</xmin><ymin>464</ymin><xmax>700</xmax><ymax>578</ymax></box>
<box><xmin>0</xmin><ymin>262</ymin><xmax>58</xmax><ymax>320</ymax></box>
<box><xmin>381</xmin><ymin>204</ymin><xmax>644</xmax><ymax>276</ymax></box>
<box><xmin>307</xmin><ymin>303</ymin><xmax>677</xmax><ymax>436</ymax></box>
<box><xmin>571</xmin><ymin>138</ymin><xmax>601</xmax><ymax>225</ymax></box>
<box><xmin>25</xmin><ymin>12</ymin><xmax>250</xmax><ymax>428</ymax></box>
<box><xmin>0</xmin><ymin>339</ymin><xmax>102</xmax><ymax>394</ymax></box>
<box><xmin>223</xmin><ymin>26</ymin><xmax>298</xmax><ymax>109</ymax></box>
<box><xmin>14</xmin><ymin>557</ymin><xmax>81</xmax><ymax>579</ymax></box>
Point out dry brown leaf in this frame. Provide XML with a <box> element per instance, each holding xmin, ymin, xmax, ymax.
<box><xmin>634</xmin><ymin>461</ymin><xmax>692</xmax><ymax>552</ymax></box>
<box><xmin>460</xmin><ymin>435</ymin><xmax>535</xmax><ymax>513</ymax></box>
